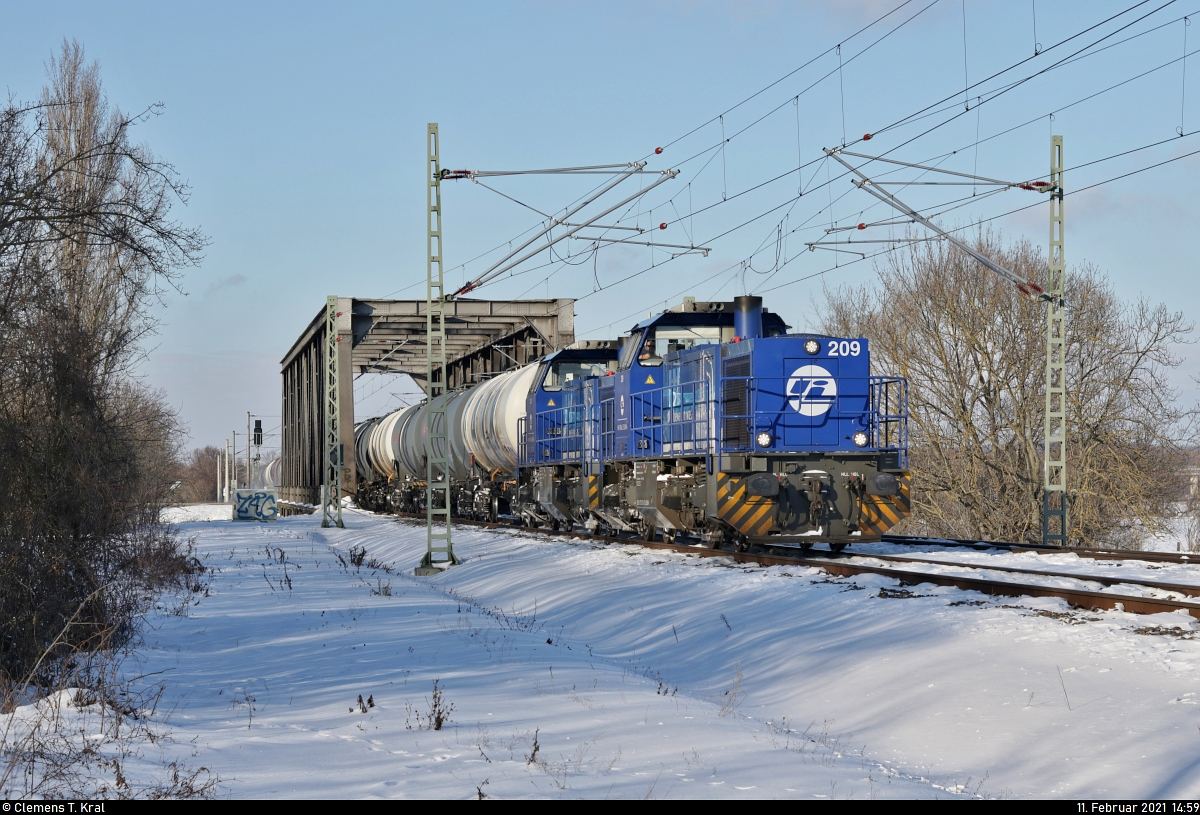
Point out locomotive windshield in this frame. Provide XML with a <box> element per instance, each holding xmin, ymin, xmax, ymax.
<box><xmin>619</xmin><ymin>329</ymin><xmax>645</xmax><ymax>369</ymax></box>
<box><xmin>543</xmin><ymin>358</ymin><xmax>615</xmax><ymax>391</ymax></box>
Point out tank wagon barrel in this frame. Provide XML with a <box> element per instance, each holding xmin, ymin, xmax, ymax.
<box><xmin>250</xmin><ymin>457</ymin><xmax>282</xmax><ymax>490</ymax></box>
<box><xmin>460</xmin><ymin>364</ymin><xmax>539</xmax><ymax>474</ymax></box>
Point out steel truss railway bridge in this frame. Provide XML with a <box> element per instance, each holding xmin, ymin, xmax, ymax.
<box><xmin>278</xmin><ymin>297</ymin><xmax>575</xmax><ymax>506</ymax></box>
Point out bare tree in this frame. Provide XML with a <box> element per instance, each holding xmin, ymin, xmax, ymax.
<box><xmin>175</xmin><ymin>445</ymin><xmax>222</xmax><ymax>504</ymax></box>
<box><xmin>0</xmin><ymin>41</ymin><xmax>206</xmax><ymax>685</ymax></box>
<box><xmin>821</xmin><ymin>229</ymin><xmax>1194</xmax><ymax>548</ymax></box>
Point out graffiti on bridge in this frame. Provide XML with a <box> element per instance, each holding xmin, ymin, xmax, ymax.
<box><xmin>234</xmin><ymin>489</ymin><xmax>279</xmax><ymax>522</ymax></box>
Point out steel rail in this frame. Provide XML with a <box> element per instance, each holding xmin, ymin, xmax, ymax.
<box><xmin>385</xmin><ymin>513</ymin><xmax>1200</xmax><ymax>620</ymax></box>
<box><xmin>849</xmin><ymin>552</ymin><xmax>1200</xmax><ymax>598</ymax></box>
<box><xmin>1011</xmin><ymin>546</ymin><xmax>1198</xmax><ymax>565</ymax></box>
<box><xmin>883</xmin><ymin>533</ymin><xmax>1199</xmax><ymax>565</ymax></box>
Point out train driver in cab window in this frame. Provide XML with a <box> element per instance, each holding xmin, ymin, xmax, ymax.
<box><xmin>638</xmin><ymin>334</ymin><xmax>658</xmax><ymax>364</ymax></box>
<box><xmin>638</xmin><ymin>326</ymin><xmax>722</xmax><ymax>366</ymax></box>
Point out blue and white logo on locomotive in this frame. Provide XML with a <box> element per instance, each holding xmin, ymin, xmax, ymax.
<box><xmin>787</xmin><ymin>364</ymin><xmax>836</xmax><ymax>416</ymax></box>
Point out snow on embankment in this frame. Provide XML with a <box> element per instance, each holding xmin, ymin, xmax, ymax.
<box><xmin>138</xmin><ymin>506</ymin><xmax>1200</xmax><ymax>799</ymax></box>
<box><xmin>161</xmin><ymin>503</ymin><xmax>234</xmax><ymax>523</ymax></box>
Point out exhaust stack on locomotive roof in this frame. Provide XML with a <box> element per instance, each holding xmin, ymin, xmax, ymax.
<box><xmin>734</xmin><ymin>295</ymin><xmax>763</xmax><ymax>340</ymax></box>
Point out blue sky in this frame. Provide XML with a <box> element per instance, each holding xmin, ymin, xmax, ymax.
<box><xmin>4</xmin><ymin>0</ymin><xmax>1198</xmax><ymax>447</ymax></box>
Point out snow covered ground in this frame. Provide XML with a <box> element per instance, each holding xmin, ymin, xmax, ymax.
<box><xmin>106</xmin><ymin>506</ymin><xmax>1200</xmax><ymax>798</ymax></box>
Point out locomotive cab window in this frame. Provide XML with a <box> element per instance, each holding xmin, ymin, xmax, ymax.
<box><xmin>619</xmin><ymin>329</ymin><xmax>645</xmax><ymax>370</ymax></box>
<box><xmin>542</xmin><ymin>359</ymin><xmax>616</xmax><ymax>391</ymax></box>
<box><xmin>636</xmin><ymin>326</ymin><xmax>722</xmax><ymax>367</ymax></box>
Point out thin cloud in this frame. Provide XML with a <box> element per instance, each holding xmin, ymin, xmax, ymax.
<box><xmin>206</xmin><ymin>274</ymin><xmax>248</xmax><ymax>294</ymax></box>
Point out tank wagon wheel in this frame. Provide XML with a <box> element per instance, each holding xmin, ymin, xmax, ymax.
<box><xmin>489</xmin><ymin>495</ymin><xmax>499</xmax><ymax>523</ymax></box>
<box><xmin>641</xmin><ymin>524</ymin><xmax>656</xmax><ymax>542</ymax></box>
<box><xmin>829</xmin><ymin>543</ymin><xmax>848</xmax><ymax>554</ymax></box>
<box><xmin>661</xmin><ymin>529</ymin><xmax>677</xmax><ymax>545</ymax></box>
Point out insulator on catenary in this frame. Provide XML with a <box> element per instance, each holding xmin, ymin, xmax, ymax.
<box><xmin>659</xmin><ymin>223</ymin><xmax>667</xmax><ymax>230</ymax></box>
<box><xmin>862</xmin><ymin>133</ymin><xmax>872</xmax><ymax>141</ymax></box>
<box><xmin>655</xmin><ymin>147</ymin><xmax>663</xmax><ymax>154</ymax></box>
<box><xmin>857</xmin><ymin>223</ymin><xmax>866</xmax><ymax>230</ymax></box>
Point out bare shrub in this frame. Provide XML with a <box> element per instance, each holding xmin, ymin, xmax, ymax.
<box><xmin>416</xmin><ymin>679</ymin><xmax>454</xmax><ymax>731</ymax></box>
<box><xmin>717</xmin><ymin>665</ymin><xmax>744</xmax><ymax>717</ymax></box>
<box><xmin>0</xmin><ymin>40</ymin><xmax>205</xmax><ymax>684</ymax></box>
<box><xmin>0</xmin><ymin>39</ymin><xmax>208</xmax><ymax>796</ymax></box>
<box><xmin>1</xmin><ymin>599</ymin><xmax>217</xmax><ymax>798</ymax></box>
<box><xmin>822</xmin><ymin>229</ymin><xmax>1194</xmax><ymax>547</ymax></box>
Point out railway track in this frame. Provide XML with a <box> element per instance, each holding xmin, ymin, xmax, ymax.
<box><xmin>388</xmin><ymin>513</ymin><xmax>1200</xmax><ymax>621</ymax></box>
<box><xmin>884</xmin><ymin>533</ymin><xmax>1198</xmax><ymax>565</ymax></box>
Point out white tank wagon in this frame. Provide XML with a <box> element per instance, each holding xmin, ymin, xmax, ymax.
<box><xmin>250</xmin><ymin>457</ymin><xmax>281</xmax><ymax>490</ymax></box>
<box><xmin>395</xmin><ymin>391</ymin><xmax>473</xmax><ymax>480</ymax></box>
<box><xmin>354</xmin><ymin>363</ymin><xmax>539</xmax><ymax>495</ymax></box>
<box><xmin>460</xmin><ymin>364</ymin><xmax>539</xmax><ymax>473</ymax></box>
<box><xmin>354</xmin><ymin>417</ymin><xmax>381</xmax><ymax>479</ymax></box>
<box><xmin>358</xmin><ymin>404</ymin><xmax>421</xmax><ymax>481</ymax></box>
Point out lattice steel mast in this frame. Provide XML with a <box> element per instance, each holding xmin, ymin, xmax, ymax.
<box><xmin>418</xmin><ymin>123</ymin><xmax>458</xmax><ymax>573</ymax></box>
<box><xmin>321</xmin><ymin>294</ymin><xmax>344</xmax><ymax>529</ymax></box>
<box><xmin>1043</xmin><ymin>136</ymin><xmax>1067</xmax><ymax>547</ymax></box>
<box><xmin>822</xmin><ymin>140</ymin><xmax>1068</xmax><ymax>547</ymax></box>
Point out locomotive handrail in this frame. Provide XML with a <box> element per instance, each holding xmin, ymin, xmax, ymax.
<box><xmin>519</xmin><ymin>361</ymin><xmax>908</xmax><ymax>467</ymax></box>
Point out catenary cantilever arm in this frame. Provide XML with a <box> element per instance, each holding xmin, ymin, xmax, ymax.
<box><xmin>824</xmin><ymin>148</ymin><xmax>1061</xmax><ymax>305</ymax></box>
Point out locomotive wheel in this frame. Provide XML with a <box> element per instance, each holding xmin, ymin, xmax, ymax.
<box><xmin>829</xmin><ymin>543</ymin><xmax>847</xmax><ymax>553</ymax></box>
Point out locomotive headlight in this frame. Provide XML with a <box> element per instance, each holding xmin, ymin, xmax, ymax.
<box><xmin>804</xmin><ymin>338</ymin><xmax>820</xmax><ymax>355</ymax></box>
<box><xmin>852</xmin><ymin>430</ymin><xmax>870</xmax><ymax>447</ymax></box>
<box><xmin>755</xmin><ymin>431</ymin><xmax>773</xmax><ymax>448</ymax></box>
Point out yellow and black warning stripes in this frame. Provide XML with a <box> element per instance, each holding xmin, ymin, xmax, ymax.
<box><xmin>715</xmin><ymin>472</ymin><xmax>776</xmax><ymax>537</ymax></box>
<box><xmin>858</xmin><ymin>473</ymin><xmax>912</xmax><ymax>535</ymax></box>
<box><xmin>587</xmin><ymin>475</ymin><xmax>600</xmax><ymax>509</ymax></box>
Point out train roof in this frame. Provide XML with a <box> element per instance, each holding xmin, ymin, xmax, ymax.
<box><xmin>541</xmin><ymin>340</ymin><xmax>620</xmax><ymax>363</ymax></box>
<box><xmin>629</xmin><ymin>299</ymin><xmax>790</xmax><ymax>333</ymax></box>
